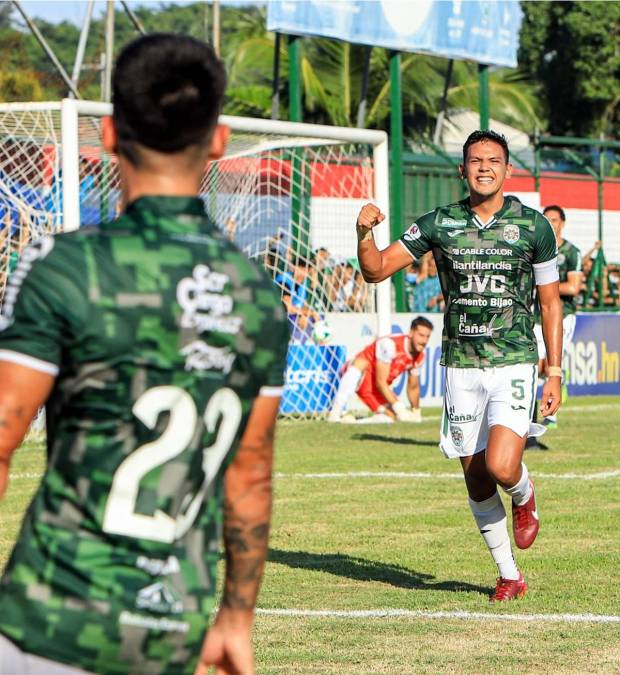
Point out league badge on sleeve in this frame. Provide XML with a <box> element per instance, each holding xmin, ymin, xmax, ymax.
<box><xmin>503</xmin><ymin>224</ymin><xmax>520</xmax><ymax>244</ymax></box>
<box><xmin>403</xmin><ymin>223</ymin><xmax>422</xmax><ymax>242</ymax></box>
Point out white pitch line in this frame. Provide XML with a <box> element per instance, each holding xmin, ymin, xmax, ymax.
<box><xmin>10</xmin><ymin>469</ymin><xmax>620</xmax><ymax>482</ymax></box>
<box><xmin>256</xmin><ymin>607</ymin><xmax>620</xmax><ymax>625</ymax></box>
<box><xmin>274</xmin><ymin>469</ymin><xmax>620</xmax><ymax>481</ymax></box>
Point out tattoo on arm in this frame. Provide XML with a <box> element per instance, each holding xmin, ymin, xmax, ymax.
<box><xmin>221</xmin><ymin>442</ymin><xmax>273</xmax><ymax>612</ymax></box>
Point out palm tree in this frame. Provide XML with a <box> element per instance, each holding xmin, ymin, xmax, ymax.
<box><xmin>224</xmin><ymin>30</ymin><xmax>542</xmax><ymax>135</ymax></box>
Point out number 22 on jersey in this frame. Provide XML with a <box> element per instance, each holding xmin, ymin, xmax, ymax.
<box><xmin>103</xmin><ymin>386</ymin><xmax>242</xmax><ymax>543</ymax></box>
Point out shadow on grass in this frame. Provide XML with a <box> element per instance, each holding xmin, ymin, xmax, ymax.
<box><xmin>268</xmin><ymin>548</ymin><xmax>488</xmax><ymax>595</ymax></box>
<box><xmin>351</xmin><ymin>433</ymin><xmax>438</xmax><ymax>448</ymax></box>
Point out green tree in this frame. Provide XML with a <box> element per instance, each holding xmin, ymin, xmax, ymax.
<box><xmin>519</xmin><ymin>1</ymin><xmax>620</xmax><ymax>136</ymax></box>
<box><xmin>0</xmin><ymin>69</ymin><xmax>44</xmax><ymax>101</ymax></box>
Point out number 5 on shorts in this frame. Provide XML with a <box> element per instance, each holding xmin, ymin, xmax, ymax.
<box><xmin>511</xmin><ymin>379</ymin><xmax>525</xmax><ymax>400</ymax></box>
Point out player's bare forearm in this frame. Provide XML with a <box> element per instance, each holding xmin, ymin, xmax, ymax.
<box><xmin>538</xmin><ymin>283</ymin><xmax>563</xmax><ymax>368</ymax></box>
<box><xmin>537</xmin><ymin>282</ymin><xmax>563</xmax><ymax>416</ymax></box>
<box><xmin>374</xmin><ymin>363</ymin><xmax>397</xmax><ymax>405</ymax></box>
<box><xmin>407</xmin><ymin>377</ymin><xmax>420</xmax><ymax>409</ymax></box>
<box><xmin>195</xmin><ymin>416</ymin><xmax>275</xmax><ymax>675</ymax></box>
<box><xmin>221</xmin><ymin>442</ymin><xmax>272</xmax><ymax>619</ymax></box>
<box><xmin>0</xmin><ymin>362</ymin><xmax>54</xmax><ymax>499</ymax></box>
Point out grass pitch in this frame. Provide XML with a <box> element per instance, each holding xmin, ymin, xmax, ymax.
<box><xmin>2</xmin><ymin>397</ymin><xmax>619</xmax><ymax>674</ymax></box>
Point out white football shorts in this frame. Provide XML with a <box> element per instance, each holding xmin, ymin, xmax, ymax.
<box><xmin>534</xmin><ymin>313</ymin><xmax>576</xmax><ymax>360</ymax></box>
<box><xmin>439</xmin><ymin>364</ymin><xmax>538</xmax><ymax>459</ymax></box>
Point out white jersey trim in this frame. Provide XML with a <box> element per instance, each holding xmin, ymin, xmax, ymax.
<box><xmin>259</xmin><ymin>385</ymin><xmax>284</xmax><ymax>398</ymax></box>
<box><xmin>0</xmin><ymin>349</ymin><xmax>59</xmax><ymax>376</ymax></box>
<box><xmin>534</xmin><ymin>257</ymin><xmax>559</xmax><ymax>286</ymax></box>
<box><xmin>397</xmin><ymin>239</ymin><xmax>416</xmax><ymax>260</ymax></box>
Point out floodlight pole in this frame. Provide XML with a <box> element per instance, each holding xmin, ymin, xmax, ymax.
<box><xmin>120</xmin><ymin>0</ymin><xmax>146</xmax><ymax>35</ymax></box>
<box><xmin>478</xmin><ymin>63</ymin><xmax>490</xmax><ymax>130</ymax></box>
<box><xmin>389</xmin><ymin>51</ymin><xmax>406</xmax><ymax>312</ymax></box>
<box><xmin>271</xmin><ymin>32</ymin><xmax>281</xmax><ymax>120</ymax></box>
<box><xmin>103</xmin><ymin>0</ymin><xmax>115</xmax><ymax>102</ymax></box>
<box><xmin>70</xmin><ymin>0</ymin><xmax>94</xmax><ymax>98</ymax></box>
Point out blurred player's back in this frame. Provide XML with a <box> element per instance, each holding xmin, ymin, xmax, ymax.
<box><xmin>0</xmin><ymin>33</ymin><xmax>288</xmax><ymax>675</ymax></box>
<box><xmin>0</xmin><ymin>199</ymin><xmax>287</xmax><ymax>672</ymax></box>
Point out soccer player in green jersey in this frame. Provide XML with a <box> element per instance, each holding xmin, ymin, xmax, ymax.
<box><xmin>533</xmin><ymin>205</ymin><xmax>582</xmax><ymax>429</ymax></box>
<box><xmin>355</xmin><ymin>130</ymin><xmax>563</xmax><ymax>602</ymax></box>
<box><xmin>0</xmin><ymin>34</ymin><xmax>289</xmax><ymax>674</ymax></box>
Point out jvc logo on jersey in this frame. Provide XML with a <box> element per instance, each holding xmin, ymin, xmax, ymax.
<box><xmin>0</xmin><ymin>236</ymin><xmax>55</xmax><ymax>331</ymax></box>
<box><xmin>460</xmin><ymin>274</ymin><xmax>506</xmax><ymax>294</ymax></box>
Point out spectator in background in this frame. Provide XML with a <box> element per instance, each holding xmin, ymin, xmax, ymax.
<box><xmin>331</xmin><ymin>261</ymin><xmax>355</xmax><ymax>311</ymax></box>
<box><xmin>224</xmin><ymin>216</ymin><xmax>237</xmax><ymax>242</ymax></box>
<box><xmin>404</xmin><ymin>261</ymin><xmax>419</xmax><ymax>312</ymax></box>
<box><xmin>275</xmin><ymin>254</ymin><xmax>319</xmax><ymax>342</ymax></box>
<box><xmin>265</xmin><ymin>233</ymin><xmax>290</xmax><ymax>277</ymax></box>
<box><xmin>576</xmin><ymin>241</ymin><xmax>620</xmax><ymax>308</ymax></box>
<box><xmin>348</xmin><ymin>269</ymin><xmax>370</xmax><ymax>311</ymax></box>
<box><xmin>606</xmin><ymin>263</ymin><xmax>620</xmax><ymax>306</ymax></box>
<box><xmin>412</xmin><ymin>252</ymin><xmax>444</xmax><ymax>313</ymax></box>
<box><xmin>309</xmin><ymin>246</ymin><xmax>333</xmax><ymax>312</ymax></box>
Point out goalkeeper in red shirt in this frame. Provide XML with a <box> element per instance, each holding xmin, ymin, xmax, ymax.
<box><xmin>328</xmin><ymin>316</ymin><xmax>433</xmax><ymax>423</ymax></box>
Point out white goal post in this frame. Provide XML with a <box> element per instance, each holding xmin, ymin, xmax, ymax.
<box><xmin>0</xmin><ymin>98</ymin><xmax>392</xmax><ymax>417</ymax></box>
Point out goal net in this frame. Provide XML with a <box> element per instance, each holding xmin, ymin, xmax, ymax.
<box><xmin>0</xmin><ymin>100</ymin><xmax>391</xmax><ymax>418</ymax></box>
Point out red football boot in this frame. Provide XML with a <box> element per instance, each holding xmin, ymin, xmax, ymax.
<box><xmin>512</xmin><ymin>479</ymin><xmax>540</xmax><ymax>550</ymax></box>
<box><xmin>489</xmin><ymin>573</ymin><xmax>528</xmax><ymax>603</ymax></box>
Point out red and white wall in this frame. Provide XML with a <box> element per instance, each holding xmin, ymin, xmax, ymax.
<box><xmin>505</xmin><ymin>171</ymin><xmax>620</xmax><ymax>262</ymax></box>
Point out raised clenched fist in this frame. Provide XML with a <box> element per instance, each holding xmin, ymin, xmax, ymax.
<box><xmin>357</xmin><ymin>203</ymin><xmax>385</xmax><ymax>230</ymax></box>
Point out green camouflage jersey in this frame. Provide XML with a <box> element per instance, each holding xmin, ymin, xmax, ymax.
<box><xmin>539</xmin><ymin>238</ymin><xmax>581</xmax><ymax>319</ymax></box>
<box><xmin>0</xmin><ymin>196</ymin><xmax>289</xmax><ymax>675</ymax></box>
<box><xmin>399</xmin><ymin>196</ymin><xmax>557</xmax><ymax>368</ymax></box>
<box><xmin>557</xmin><ymin>239</ymin><xmax>581</xmax><ymax>317</ymax></box>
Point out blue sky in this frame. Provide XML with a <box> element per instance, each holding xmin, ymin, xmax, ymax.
<box><xmin>21</xmin><ymin>1</ymin><xmax>261</xmax><ymax>26</ymax></box>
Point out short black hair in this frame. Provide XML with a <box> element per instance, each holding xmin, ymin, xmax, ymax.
<box><xmin>462</xmin><ymin>130</ymin><xmax>509</xmax><ymax>164</ymax></box>
<box><xmin>113</xmin><ymin>33</ymin><xmax>226</xmax><ymax>163</ymax></box>
<box><xmin>410</xmin><ymin>316</ymin><xmax>433</xmax><ymax>331</ymax></box>
<box><xmin>543</xmin><ymin>205</ymin><xmax>566</xmax><ymax>221</ymax></box>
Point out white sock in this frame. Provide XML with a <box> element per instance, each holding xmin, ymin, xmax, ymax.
<box><xmin>469</xmin><ymin>492</ymin><xmax>519</xmax><ymax>581</ymax></box>
<box><xmin>503</xmin><ymin>463</ymin><xmax>532</xmax><ymax>506</ymax></box>
<box><xmin>331</xmin><ymin>366</ymin><xmax>363</xmax><ymax>413</ymax></box>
